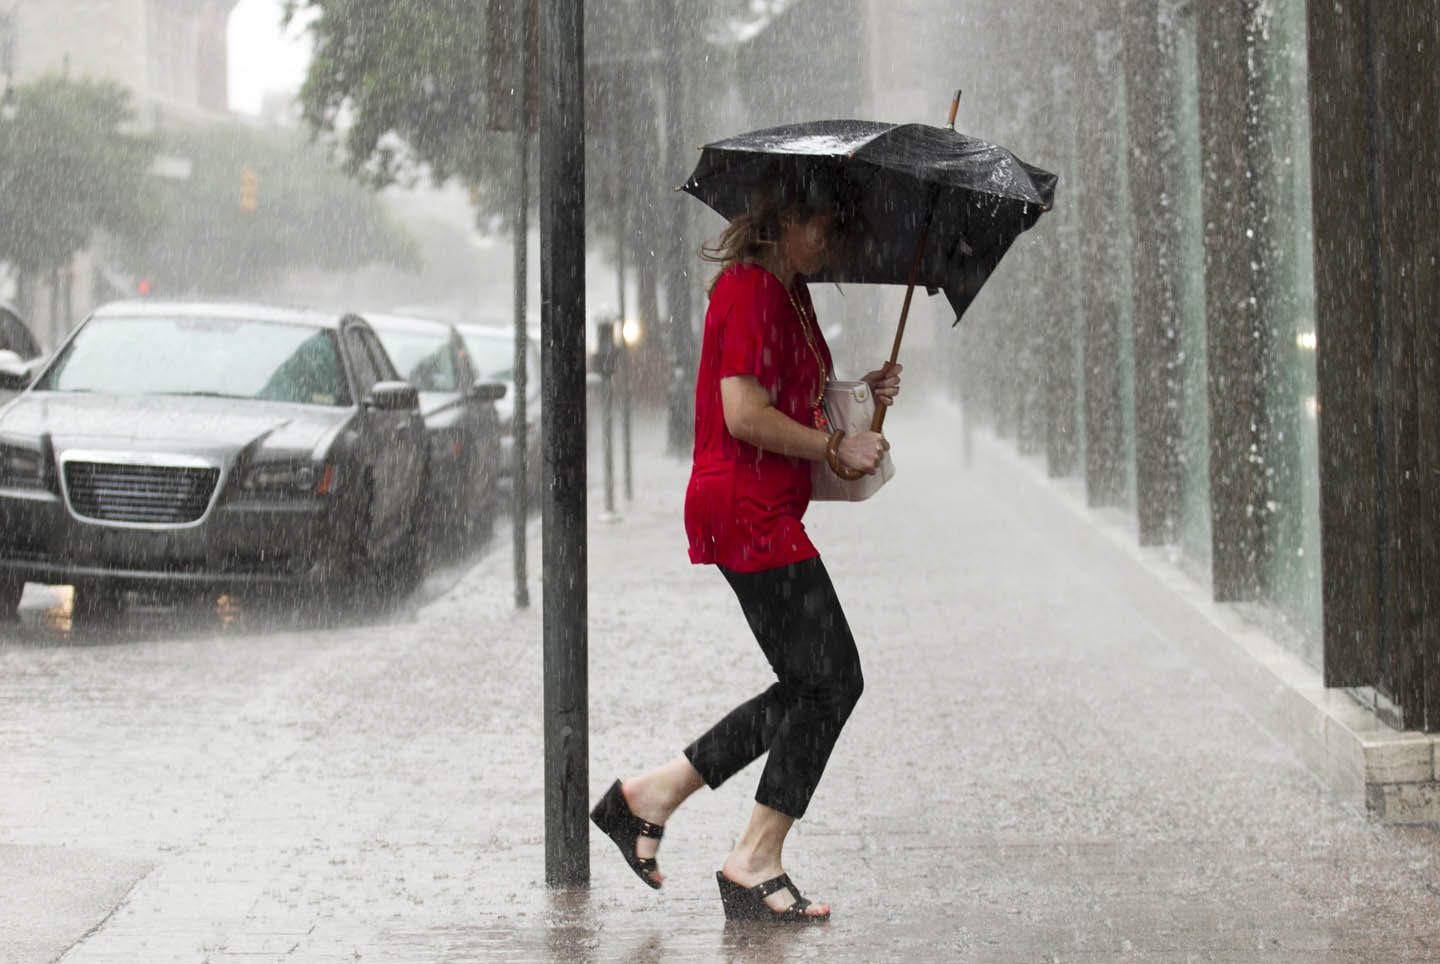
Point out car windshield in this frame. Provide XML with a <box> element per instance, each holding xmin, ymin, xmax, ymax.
<box><xmin>36</xmin><ymin>315</ymin><xmax>350</xmax><ymax>406</ymax></box>
<box><xmin>373</xmin><ymin>329</ymin><xmax>458</xmax><ymax>392</ymax></box>
<box><xmin>462</xmin><ymin>330</ymin><xmax>529</xmax><ymax>382</ymax></box>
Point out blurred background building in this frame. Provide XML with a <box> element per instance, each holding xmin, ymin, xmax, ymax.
<box><xmin>6</xmin><ymin>0</ymin><xmax>236</xmax><ymax>117</ymax></box>
<box><xmin>0</xmin><ymin>0</ymin><xmax>239</xmax><ymax>343</ymax></box>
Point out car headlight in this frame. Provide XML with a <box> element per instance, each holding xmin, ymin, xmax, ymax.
<box><xmin>238</xmin><ymin>461</ymin><xmax>337</xmax><ymax>495</ymax></box>
<box><xmin>0</xmin><ymin>442</ymin><xmax>47</xmax><ymax>489</ymax></box>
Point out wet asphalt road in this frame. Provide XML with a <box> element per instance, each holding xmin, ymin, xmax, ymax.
<box><xmin>2</xmin><ymin>407</ymin><xmax>1439</xmax><ymax>963</ymax></box>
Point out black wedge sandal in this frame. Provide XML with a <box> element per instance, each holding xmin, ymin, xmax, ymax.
<box><xmin>716</xmin><ymin>871</ymin><xmax>831</xmax><ymax>923</ymax></box>
<box><xmin>590</xmin><ymin>779</ymin><xmax>665</xmax><ymax>889</ymax></box>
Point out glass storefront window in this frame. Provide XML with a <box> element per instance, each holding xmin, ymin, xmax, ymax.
<box><xmin>1258</xmin><ymin>0</ymin><xmax>1323</xmax><ymax>648</ymax></box>
<box><xmin>1175</xmin><ymin>24</ymin><xmax>1212</xmax><ymax>570</ymax></box>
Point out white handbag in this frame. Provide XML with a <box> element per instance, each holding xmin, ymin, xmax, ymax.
<box><xmin>810</xmin><ymin>380</ymin><xmax>895</xmax><ymax>502</ymax></box>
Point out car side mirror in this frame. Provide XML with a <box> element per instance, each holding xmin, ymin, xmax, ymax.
<box><xmin>364</xmin><ymin>380</ymin><xmax>420</xmax><ymax>412</ymax></box>
<box><xmin>0</xmin><ymin>351</ymin><xmax>31</xmax><ymax>392</ymax></box>
<box><xmin>471</xmin><ymin>380</ymin><xmax>508</xmax><ymax>403</ymax></box>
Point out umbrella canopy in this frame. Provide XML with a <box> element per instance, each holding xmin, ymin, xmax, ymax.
<box><xmin>680</xmin><ymin>119</ymin><xmax>1058</xmax><ymax>321</ymax></box>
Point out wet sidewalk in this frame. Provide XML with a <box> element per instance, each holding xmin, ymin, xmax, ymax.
<box><xmin>4</xmin><ymin>402</ymin><xmax>1439</xmax><ymax>962</ymax></box>
<box><xmin>577</xmin><ymin>405</ymin><xmax>1440</xmax><ymax>961</ymax></box>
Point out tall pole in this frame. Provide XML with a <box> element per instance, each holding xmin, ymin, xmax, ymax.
<box><xmin>612</xmin><ymin>65</ymin><xmax>635</xmax><ymax>501</ymax></box>
<box><xmin>658</xmin><ymin>0</ymin><xmax>694</xmax><ymax>456</ymax></box>
<box><xmin>617</xmin><ymin>235</ymin><xmax>634</xmax><ymax>501</ymax></box>
<box><xmin>512</xmin><ymin>1</ymin><xmax>532</xmax><ymax>610</ymax></box>
<box><xmin>540</xmin><ymin>0</ymin><xmax>589</xmax><ymax>887</ymax></box>
<box><xmin>599</xmin><ymin>320</ymin><xmax>616</xmax><ymax>518</ymax></box>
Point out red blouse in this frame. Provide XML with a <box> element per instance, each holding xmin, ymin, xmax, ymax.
<box><xmin>684</xmin><ymin>262</ymin><xmax>833</xmax><ymax>572</ymax></box>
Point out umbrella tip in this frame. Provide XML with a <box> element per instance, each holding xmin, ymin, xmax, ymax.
<box><xmin>947</xmin><ymin>89</ymin><xmax>962</xmax><ymax>129</ymax></box>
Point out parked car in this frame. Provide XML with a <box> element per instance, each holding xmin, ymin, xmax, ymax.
<box><xmin>364</xmin><ymin>313</ymin><xmax>507</xmax><ymax>543</ymax></box>
<box><xmin>455</xmin><ymin>321</ymin><xmax>542</xmax><ymax>494</ymax></box>
<box><xmin>0</xmin><ymin>301</ymin><xmax>427</xmax><ymax>622</ymax></box>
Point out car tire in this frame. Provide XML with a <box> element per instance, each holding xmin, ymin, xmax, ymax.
<box><xmin>385</xmin><ymin>465</ymin><xmax>429</xmax><ymax>595</ymax></box>
<box><xmin>470</xmin><ymin>495</ymin><xmax>496</xmax><ymax>545</ymax></box>
<box><xmin>355</xmin><ymin>463</ymin><xmax>426</xmax><ymax>606</ymax></box>
<box><xmin>467</xmin><ymin>456</ymin><xmax>497</xmax><ymax>546</ymax></box>
<box><xmin>321</xmin><ymin>475</ymin><xmax>375</xmax><ymax>613</ymax></box>
<box><xmin>0</xmin><ymin>575</ymin><xmax>23</xmax><ymax>624</ymax></box>
<box><xmin>72</xmin><ymin>582</ymin><xmax>127</xmax><ymax>626</ymax></box>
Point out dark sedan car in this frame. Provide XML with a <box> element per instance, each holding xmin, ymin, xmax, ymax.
<box><xmin>0</xmin><ymin>302</ymin><xmax>427</xmax><ymax>622</ymax></box>
<box><xmin>365</xmin><ymin>313</ymin><xmax>506</xmax><ymax>542</ymax></box>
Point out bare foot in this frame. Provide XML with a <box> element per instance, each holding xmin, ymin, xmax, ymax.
<box><xmin>720</xmin><ymin>853</ymin><xmax>830</xmax><ymax>917</ymax></box>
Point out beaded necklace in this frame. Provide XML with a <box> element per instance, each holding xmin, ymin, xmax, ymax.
<box><xmin>784</xmin><ymin>283</ymin><xmax>830</xmax><ymax>432</ymax></box>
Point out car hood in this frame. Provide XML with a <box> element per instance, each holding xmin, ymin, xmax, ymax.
<box><xmin>0</xmin><ymin>392</ymin><xmax>350</xmax><ymax>460</ymax></box>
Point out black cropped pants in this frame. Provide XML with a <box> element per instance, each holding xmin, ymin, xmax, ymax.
<box><xmin>684</xmin><ymin>556</ymin><xmax>864</xmax><ymax>819</ymax></box>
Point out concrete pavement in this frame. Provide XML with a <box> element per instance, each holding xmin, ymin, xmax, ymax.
<box><xmin>1</xmin><ymin>402</ymin><xmax>1438</xmax><ymax>962</ymax></box>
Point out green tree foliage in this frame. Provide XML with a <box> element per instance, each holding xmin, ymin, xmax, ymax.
<box><xmin>283</xmin><ymin>0</ymin><xmax>756</xmax><ymax>220</ymax></box>
<box><xmin>119</xmin><ymin>123</ymin><xmax>419</xmax><ymax>297</ymax></box>
<box><xmin>0</xmin><ymin>76</ymin><xmax>157</xmax><ymax>275</ymax></box>
<box><xmin>284</xmin><ymin>0</ymin><xmax>512</xmax><ymax>204</ymax></box>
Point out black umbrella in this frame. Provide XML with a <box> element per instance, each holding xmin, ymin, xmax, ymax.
<box><xmin>680</xmin><ymin>98</ymin><xmax>1057</xmax><ymax>436</ymax></box>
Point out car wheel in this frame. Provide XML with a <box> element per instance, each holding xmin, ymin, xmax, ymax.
<box><xmin>321</xmin><ymin>476</ymin><xmax>375</xmax><ymax>611</ymax></box>
<box><xmin>390</xmin><ymin>465</ymin><xmax>430</xmax><ymax>592</ymax></box>
<box><xmin>72</xmin><ymin>582</ymin><xmax>127</xmax><ymax>626</ymax></box>
<box><xmin>368</xmin><ymin>520</ymin><xmax>424</xmax><ymax>607</ymax></box>
<box><xmin>0</xmin><ymin>575</ymin><xmax>23</xmax><ymax>624</ymax></box>
<box><xmin>470</xmin><ymin>492</ymin><xmax>496</xmax><ymax>544</ymax></box>
<box><xmin>354</xmin><ymin>465</ymin><xmax>425</xmax><ymax>606</ymax></box>
<box><xmin>466</xmin><ymin>456</ymin><xmax>497</xmax><ymax>545</ymax></box>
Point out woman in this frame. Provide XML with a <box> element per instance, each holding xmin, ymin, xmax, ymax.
<box><xmin>591</xmin><ymin>175</ymin><xmax>900</xmax><ymax>923</ymax></box>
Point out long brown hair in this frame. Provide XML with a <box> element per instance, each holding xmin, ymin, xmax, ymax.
<box><xmin>699</xmin><ymin>174</ymin><xmax>844</xmax><ymax>294</ymax></box>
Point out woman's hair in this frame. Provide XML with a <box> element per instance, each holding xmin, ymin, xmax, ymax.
<box><xmin>699</xmin><ymin>172</ymin><xmax>846</xmax><ymax>293</ymax></box>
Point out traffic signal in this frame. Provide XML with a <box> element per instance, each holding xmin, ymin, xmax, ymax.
<box><xmin>241</xmin><ymin>167</ymin><xmax>258</xmax><ymax>212</ymax></box>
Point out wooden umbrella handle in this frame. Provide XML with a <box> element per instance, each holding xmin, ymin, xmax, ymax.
<box><xmin>869</xmin><ymin>96</ymin><xmax>956</xmax><ymax>435</ymax></box>
<box><xmin>870</xmin><ymin>213</ymin><xmax>933</xmax><ymax>434</ymax></box>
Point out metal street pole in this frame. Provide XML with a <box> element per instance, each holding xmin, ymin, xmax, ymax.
<box><xmin>512</xmin><ymin>2</ymin><xmax>532</xmax><ymax>610</ymax></box>
<box><xmin>540</xmin><ymin>0</ymin><xmax>589</xmax><ymax>888</ymax></box>
<box><xmin>597</xmin><ymin>320</ymin><xmax>616</xmax><ymax>519</ymax></box>
<box><xmin>657</xmin><ymin>0</ymin><xmax>695</xmax><ymax>457</ymax></box>
<box><xmin>617</xmin><ymin>237</ymin><xmax>634</xmax><ymax>502</ymax></box>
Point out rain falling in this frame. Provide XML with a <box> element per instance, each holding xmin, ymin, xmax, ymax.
<box><xmin>0</xmin><ymin>1</ymin><xmax>1437</xmax><ymax>961</ymax></box>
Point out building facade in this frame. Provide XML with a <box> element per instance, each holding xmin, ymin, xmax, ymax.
<box><xmin>8</xmin><ymin>0</ymin><xmax>235</xmax><ymax>117</ymax></box>
<box><xmin>840</xmin><ymin>0</ymin><xmax>1440</xmax><ymax>817</ymax></box>
<box><xmin>2</xmin><ymin>0</ymin><xmax>237</xmax><ymax>344</ymax></box>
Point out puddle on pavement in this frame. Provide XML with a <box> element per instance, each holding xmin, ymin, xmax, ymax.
<box><xmin>0</xmin><ymin>528</ymin><xmax>497</xmax><ymax>647</ymax></box>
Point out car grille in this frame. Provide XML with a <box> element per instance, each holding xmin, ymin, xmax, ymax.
<box><xmin>64</xmin><ymin>461</ymin><xmax>220</xmax><ymax>525</ymax></box>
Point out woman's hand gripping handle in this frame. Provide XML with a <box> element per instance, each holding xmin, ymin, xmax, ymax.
<box><xmin>825</xmin><ymin>360</ymin><xmax>901</xmax><ymax>479</ymax></box>
<box><xmin>826</xmin><ymin>429</ymin><xmax>889</xmax><ymax>480</ymax></box>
